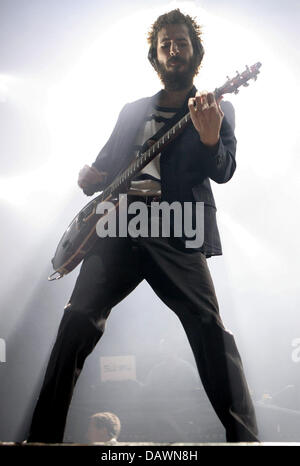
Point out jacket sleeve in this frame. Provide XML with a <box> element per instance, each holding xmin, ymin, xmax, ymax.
<box><xmin>82</xmin><ymin>104</ymin><xmax>129</xmax><ymax>196</ymax></box>
<box><xmin>200</xmin><ymin>101</ymin><xmax>237</xmax><ymax>184</ymax></box>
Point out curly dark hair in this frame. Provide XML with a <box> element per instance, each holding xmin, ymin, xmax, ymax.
<box><xmin>147</xmin><ymin>9</ymin><xmax>204</xmax><ymax>72</ymax></box>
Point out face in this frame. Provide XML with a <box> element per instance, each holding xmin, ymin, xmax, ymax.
<box><xmin>155</xmin><ymin>23</ymin><xmax>197</xmax><ymax>91</ymax></box>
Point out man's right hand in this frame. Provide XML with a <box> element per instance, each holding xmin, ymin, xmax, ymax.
<box><xmin>78</xmin><ymin>164</ymin><xmax>107</xmax><ymax>190</ymax></box>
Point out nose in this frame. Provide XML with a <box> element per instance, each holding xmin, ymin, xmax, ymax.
<box><xmin>170</xmin><ymin>41</ymin><xmax>179</xmax><ymax>56</ymax></box>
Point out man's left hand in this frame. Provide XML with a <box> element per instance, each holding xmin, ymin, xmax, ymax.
<box><xmin>188</xmin><ymin>91</ymin><xmax>224</xmax><ymax>147</ymax></box>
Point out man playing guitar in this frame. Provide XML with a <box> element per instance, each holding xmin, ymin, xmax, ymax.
<box><xmin>27</xmin><ymin>9</ymin><xmax>258</xmax><ymax>443</ymax></box>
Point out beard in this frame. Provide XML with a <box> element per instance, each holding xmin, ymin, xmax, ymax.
<box><xmin>155</xmin><ymin>54</ymin><xmax>199</xmax><ymax>91</ymax></box>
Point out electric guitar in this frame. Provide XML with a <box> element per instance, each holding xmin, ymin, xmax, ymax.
<box><xmin>48</xmin><ymin>62</ymin><xmax>262</xmax><ymax>280</ymax></box>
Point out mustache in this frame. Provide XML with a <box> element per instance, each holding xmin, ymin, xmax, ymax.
<box><xmin>167</xmin><ymin>57</ymin><xmax>186</xmax><ymax>65</ymax></box>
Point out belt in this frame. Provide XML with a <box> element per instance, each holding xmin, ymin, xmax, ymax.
<box><xmin>128</xmin><ymin>195</ymin><xmax>161</xmax><ymax>206</ymax></box>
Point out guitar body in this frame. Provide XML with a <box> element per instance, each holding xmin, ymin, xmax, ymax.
<box><xmin>48</xmin><ymin>63</ymin><xmax>261</xmax><ymax>280</ymax></box>
<box><xmin>50</xmin><ymin>194</ymin><xmax>121</xmax><ymax>279</ymax></box>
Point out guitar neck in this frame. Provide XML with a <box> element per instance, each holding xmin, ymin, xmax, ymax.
<box><xmin>102</xmin><ymin>90</ymin><xmax>220</xmax><ymax>200</ymax></box>
<box><xmin>100</xmin><ymin>62</ymin><xmax>261</xmax><ymax>201</ymax></box>
<box><xmin>102</xmin><ymin>111</ymin><xmax>191</xmax><ymax>200</ymax></box>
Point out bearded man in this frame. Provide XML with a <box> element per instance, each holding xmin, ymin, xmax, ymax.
<box><xmin>27</xmin><ymin>9</ymin><xmax>258</xmax><ymax>443</ymax></box>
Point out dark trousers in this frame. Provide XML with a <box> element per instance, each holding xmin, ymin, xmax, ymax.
<box><xmin>28</xmin><ymin>233</ymin><xmax>258</xmax><ymax>443</ymax></box>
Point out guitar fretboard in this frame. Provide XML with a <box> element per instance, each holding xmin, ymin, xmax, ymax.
<box><xmin>99</xmin><ymin>62</ymin><xmax>261</xmax><ymax>202</ymax></box>
<box><xmin>102</xmin><ymin>111</ymin><xmax>192</xmax><ymax>200</ymax></box>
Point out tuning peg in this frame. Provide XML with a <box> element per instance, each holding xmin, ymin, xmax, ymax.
<box><xmin>243</xmin><ymin>82</ymin><xmax>249</xmax><ymax>87</ymax></box>
<box><xmin>234</xmin><ymin>89</ymin><xmax>239</xmax><ymax>94</ymax></box>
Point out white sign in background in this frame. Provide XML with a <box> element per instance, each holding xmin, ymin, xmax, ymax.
<box><xmin>100</xmin><ymin>355</ymin><xmax>136</xmax><ymax>382</ymax></box>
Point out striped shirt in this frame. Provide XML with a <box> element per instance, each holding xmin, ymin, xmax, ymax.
<box><xmin>129</xmin><ymin>105</ymin><xmax>177</xmax><ymax>196</ymax></box>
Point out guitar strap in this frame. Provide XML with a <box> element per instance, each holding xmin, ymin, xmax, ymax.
<box><xmin>138</xmin><ymin>85</ymin><xmax>196</xmax><ymax>155</ymax></box>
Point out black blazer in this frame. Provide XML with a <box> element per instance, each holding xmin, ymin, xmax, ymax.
<box><xmin>90</xmin><ymin>86</ymin><xmax>237</xmax><ymax>257</ymax></box>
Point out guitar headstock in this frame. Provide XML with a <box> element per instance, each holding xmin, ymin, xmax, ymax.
<box><xmin>214</xmin><ymin>62</ymin><xmax>262</xmax><ymax>99</ymax></box>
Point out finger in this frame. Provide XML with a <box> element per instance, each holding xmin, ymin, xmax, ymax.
<box><xmin>216</xmin><ymin>96</ymin><xmax>224</xmax><ymax>117</ymax></box>
<box><xmin>218</xmin><ymin>105</ymin><xmax>224</xmax><ymax>118</ymax></box>
<box><xmin>196</xmin><ymin>92</ymin><xmax>212</xmax><ymax>111</ymax></box>
<box><xmin>188</xmin><ymin>97</ymin><xmax>196</xmax><ymax>109</ymax></box>
<box><xmin>195</xmin><ymin>90</ymin><xmax>208</xmax><ymax>99</ymax></box>
<box><xmin>90</xmin><ymin>165</ymin><xmax>107</xmax><ymax>176</ymax></box>
<box><xmin>79</xmin><ymin>165</ymin><xmax>91</xmax><ymax>179</ymax></box>
<box><xmin>200</xmin><ymin>93</ymin><xmax>209</xmax><ymax>107</ymax></box>
<box><xmin>207</xmin><ymin>92</ymin><xmax>216</xmax><ymax>106</ymax></box>
<box><xmin>188</xmin><ymin>98</ymin><xmax>201</xmax><ymax>130</ymax></box>
<box><xmin>78</xmin><ymin>169</ymin><xmax>97</xmax><ymax>185</ymax></box>
<box><xmin>206</xmin><ymin>92</ymin><xmax>224</xmax><ymax>119</ymax></box>
<box><xmin>78</xmin><ymin>178</ymin><xmax>87</xmax><ymax>188</ymax></box>
<box><xmin>188</xmin><ymin>97</ymin><xmax>198</xmax><ymax>116</ymax></box>
<box><xmin>216</xmin><ymin>95</ymin><xmax>223</xmax><ymax>105</ymax></box>
<box><xmin>195</xmin><ymin>93</ymin><xmax>206</xmax><ymax>110</ymax></box>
